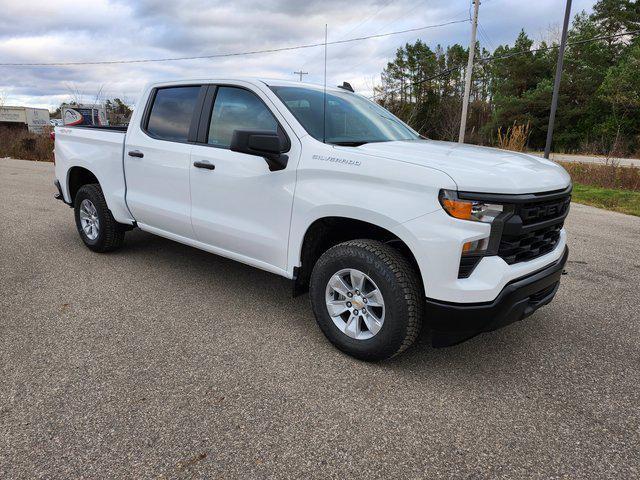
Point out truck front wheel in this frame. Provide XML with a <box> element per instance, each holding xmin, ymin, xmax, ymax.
<box><xmin>74</xmin><ymin>184</ymin><xmax>125</xmax><ymax>252</ymax></box>
<box><xmin>309</xmin><ymin>239</ymin><xmax>423</xmax><ymax>361</ymax></box>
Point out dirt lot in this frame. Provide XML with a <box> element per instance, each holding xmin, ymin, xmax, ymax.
<box><xmin>1</xmin><ymin>158</ymin><xmax>639</xmax><ymax>479</ymax></box>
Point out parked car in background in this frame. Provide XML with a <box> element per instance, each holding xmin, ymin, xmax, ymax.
<box><xmin>52</xmin><ymin>78</ymin><xmax>571</xmax><ymax>360</ymax></box>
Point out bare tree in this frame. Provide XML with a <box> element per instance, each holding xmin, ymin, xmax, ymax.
<box><xmin>540</xmin><ymin>22</ymin><xmax>562</xmax><ymax>45</ymax></box>
<box><xmin>64</xmin><ymin>82</ymin><xmax>85</xmax><ymax>106</ymax></box>
<box><xmin>91</xmin><ymin>84</ymin><xmax>106</xmax><ymax>107</ymax></box>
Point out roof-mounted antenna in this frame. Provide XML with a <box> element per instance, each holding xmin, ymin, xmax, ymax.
<box><xmin>337</xmin><ymin>82</ymin><xmax>354</xmax><ymax>92</ymax></box>
<box><xmin>322</xmin><ymin>24</ymin><xmax>328</xmax><ymax>144</ymax></box>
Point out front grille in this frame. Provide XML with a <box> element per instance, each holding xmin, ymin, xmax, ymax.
<box><xmin>498</xmin><ymin>192</ymin><xmax>570</xmax><ymax>265</ymax></box>
<box><xmin>499</xmin><ymin>222</ymin><xmax>563</xmax><ymax>264</ymax></box>
<box><xmin>519</xmin><ymin>196</ymin><xmax>572</xmax><ymax>225</ymax></box>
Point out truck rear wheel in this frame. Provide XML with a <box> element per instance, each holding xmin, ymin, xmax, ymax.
<box><xmin>309</xmin><ymin>239</ymin><xmax>423</xmax><ymax>361</ymax></box>
<box><xmin>74</xmin><ymin>184</ymin><xmax>125</xmax><ymax>252</ymax></box>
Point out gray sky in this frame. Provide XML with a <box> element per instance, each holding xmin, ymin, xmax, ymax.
<box><xmin>0</xmin><ymin>0</ymin><xmax>595</xmax><ymax>110</ymax></box>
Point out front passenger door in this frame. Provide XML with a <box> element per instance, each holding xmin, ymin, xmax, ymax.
<box><xmin>189</xmin><ymin>85</ymin><xmax>299</xmax><ymax>272</ymax></box>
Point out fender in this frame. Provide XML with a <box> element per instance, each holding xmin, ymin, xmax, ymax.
<box><xmin>287</xmin><ymin>206</ymin><xmax>426</xmax><ymax>279</ymax></box>
<box><xmin>54</xmin><ymin>127</ymin><xmax>135</xmax><ymax>225</ymax></box>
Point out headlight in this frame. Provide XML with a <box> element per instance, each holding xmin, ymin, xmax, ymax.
<box><xmin>439</xmin><ymin>189</ymin><xmax>503</xmax><ymax>223</ymax></box>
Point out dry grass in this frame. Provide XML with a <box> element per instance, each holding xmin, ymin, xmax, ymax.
<box><xmin>0</xmin><ymin>127</ymin><xmax>54</xmax><ymax>162</ymax></box>
<box><xmin>559</xmin><ymin>161</ymin><xmax>640</xmax><ymax>192</ymax></box>
<box><xmin>497</xmin><ymin>121</ymin><xmax>531</xmax><ymax>152</ymax></box>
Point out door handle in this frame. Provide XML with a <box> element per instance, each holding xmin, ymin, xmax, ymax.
<box><xmin>193</xmin><ymin>161</ymin><xmax>215</xmax><ymax>170</ymax></box>
<box><xmin>128</xmin><ymin>150</ymin><xmax>144</xmax><ymax>158</ymax></box>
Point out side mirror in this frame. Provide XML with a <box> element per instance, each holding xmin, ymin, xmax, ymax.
<box><xmin>230</xmin><ymin>130</ymin><xmax>288</xmax><ymax>171</ymax></box>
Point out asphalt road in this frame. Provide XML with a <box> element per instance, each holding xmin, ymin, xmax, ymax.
<box><xmin>1</xmin><ymin>158</ymin><xmax>639</xmax><ymax>479</ymax></box>
<box><xmin>530</xmin><ymin>152</ymin><xmax>639</xmax><ymax>167</ymax></box>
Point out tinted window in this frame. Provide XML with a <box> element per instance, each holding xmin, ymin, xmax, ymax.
<box><xmin>146</xmin><ymin>86</ymin><xmax>201</xmax><ymax>142</ymax></box>
<box><xmin>271</xmin><ymin>86</ymin><xmax>419</xmax><ymax>145</ymax></box>
<box><xmin>208</xmin><ymin>87</ymin><xmax>278</xmax><ymax>148</ymax></box>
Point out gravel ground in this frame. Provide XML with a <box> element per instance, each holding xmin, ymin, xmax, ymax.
<box><xmin>1</xmin><ymin>158</ymin><xmax>639</xmax><ymax>479</ymax></box>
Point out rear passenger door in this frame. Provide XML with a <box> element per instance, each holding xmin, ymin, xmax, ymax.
<box><xmin>124</xmin><ymin>85</ymin><xmax>205</xmax><ymax>238</ymax></box>
<box><xmin>189</xmin><ymin>84</ymin><xmax>300</xmax><ymax>273</ymax></box>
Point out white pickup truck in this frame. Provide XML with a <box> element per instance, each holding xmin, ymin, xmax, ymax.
<box><xmin>53</xmin><ymin>78</ymin><xmax>571</xmax><ymax>360</ymax></box>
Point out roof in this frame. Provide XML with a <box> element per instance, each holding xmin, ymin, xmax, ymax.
<box><xmin>1</xmin><ymin>105</ymin><xmax>50</xmax><ymax>111</ymax></box>
<box><xmin>259</xmin><ymin>78</ymin><xmax>346</xmax><ymax>92</ymax></box>
<box><xmin>145</xmin><ymin>77</ymin><xmax>348</xmax><ymax>93</ymax></box>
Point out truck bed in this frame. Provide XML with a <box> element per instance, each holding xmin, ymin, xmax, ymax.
<box><xmin>65</xmin><ymin>125</ymin><xmax>128</xmax><ymax>132</ymax></box>
<box><xmin>54</xmin><ymin>124</ymin><xmax>133</xmax><ymax>224</ymax></box>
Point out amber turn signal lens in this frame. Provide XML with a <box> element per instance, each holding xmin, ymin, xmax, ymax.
<box><xmin>442</xmin><ymin>198</ymin><xmax>472</xmax><ymax>220</ymax></box>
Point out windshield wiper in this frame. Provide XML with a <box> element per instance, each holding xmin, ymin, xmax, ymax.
<box><xmin>331</xmin><ymin>141</ymin><xmax>370</xmax><ymax>147</ymax></box>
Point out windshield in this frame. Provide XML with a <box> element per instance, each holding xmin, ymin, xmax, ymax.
<box><xmin>270</xmin><ymin>86</ymin><xmax>420</xmax><ymax>145</ymax></box>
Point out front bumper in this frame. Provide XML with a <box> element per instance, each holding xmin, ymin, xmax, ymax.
<box><xmin>427</xmin><ymin>246</ymin><xmax>568</xmax><ymax>347</ymax></box>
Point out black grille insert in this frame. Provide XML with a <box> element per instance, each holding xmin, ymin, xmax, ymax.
<box><xmin>458</xmin><ymin>256</ymin><xmax>482</xmax><ymax>278</ymax></box>
<box><xmin>498</xmin><ymin>192</ymin><xmax>570</xmax><ymax>265</ymax></box>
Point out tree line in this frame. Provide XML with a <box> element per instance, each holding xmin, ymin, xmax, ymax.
<box><xmin>374</xmin><ymin>0</ymin><xmax>640</xmax><ymax>156</ymax></box>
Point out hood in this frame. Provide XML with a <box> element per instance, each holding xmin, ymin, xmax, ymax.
<box><xmin>348</xmin><ymin>140</ymin><xmax>571</xmax><ymax>194</ymax></box>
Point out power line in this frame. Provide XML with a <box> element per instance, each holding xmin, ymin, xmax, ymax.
<box><xmin>332</xmin><ymin>0</ymin><xmax>395</xmax><ymax>42</ymax></box>
<box><xmin>298</xmin><ymin>0</ymin><xmax>397</xmax><ymax>71</ymax></box>
<box><xmin>477</xmin><ymin>22</ymin><xmax>496</xmax><ymax>51</ymax></box>
<box><xmin>348</xmin><ymin>7</ymin><xmax>473</xmax><ymax>90</ymax></box>
<box><xmin>0</xmin><ymin>19</ymin><xmax>470</xmax><ymax>68</ymax></box>
<box><xmin>478</xmin><ymin>29</ymin><xmax>640</xmax><ymax>64</ymax></box>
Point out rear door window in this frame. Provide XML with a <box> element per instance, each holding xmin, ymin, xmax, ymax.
<box><xmin>146</xmin><ymin>86</ymin><xmax>201</xmax><ymax>142</ymax></box>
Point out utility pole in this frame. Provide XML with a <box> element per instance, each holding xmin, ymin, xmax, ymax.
<box><xmin>544</xmin><ymin>0</ymin><xmax>572</xmax><ymax>159</ymax></box>
<box><xmin>294</xmin><ymin>70</ymin><xmax>308</xmax><ymax>82</ymax></box>
<box><xmin>458</xmin><ymin>0</ymin><xmax>480</xmax><ymax>143</ymax></box>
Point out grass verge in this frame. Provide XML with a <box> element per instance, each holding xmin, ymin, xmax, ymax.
<box><xmin>558</xmin><ymin>161</ymin><xmax>639</xmax><ymax>191</ymax></box>
<box><xmin>572</xmin><ymin>183</ymin><xmax>640</xmax><ymax>217</ymax></box>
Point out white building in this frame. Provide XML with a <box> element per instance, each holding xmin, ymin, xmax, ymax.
<box><xmin>0</xmin><ymin>106</ymin><xmax>51</xmax><ymax>133</ymax></box>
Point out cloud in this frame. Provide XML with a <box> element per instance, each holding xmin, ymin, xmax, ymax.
<box><xmin>0</xmin><ymin>0</ymin><xmax>595</xmax><ymax>110</ymax></box>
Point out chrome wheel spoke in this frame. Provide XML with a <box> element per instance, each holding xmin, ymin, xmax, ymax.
<box><xmin>344</xmin><ymin>313</ymin><xmax>361</xmax><ymax>338</ymax></box>
<box><xmin>349</xmin><ymin>270</ymin><xmax>365</xmax><ymax>292</ymax></box>
<box><xmin>363</xmin><ymin>313</ymin><xmax>382</xmax><ymax>336</ymax></box>
<box><xmin>364</xmin><ymin>288</ymin><xmax>384</xmax><ymax>308</ymax></box>
<box><xmin>326</xmin><ymin>299</ymin><xmax>349</xmax><ymax>316</ymax></box>
<box><xmin>328</xmin><ymin>274</ymin><xmax>351</xmax><ymax>297</ymax></box>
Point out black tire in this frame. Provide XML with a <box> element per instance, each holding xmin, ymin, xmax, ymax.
<box><xmin>309</xmin><ymin>239</ymin><xmax>423</xmax><ymax>361</ymax></box>
<box><xmin>74</xmin><ymin>183</ymin><xmax>125</xmax><ymax>252</ymax></box>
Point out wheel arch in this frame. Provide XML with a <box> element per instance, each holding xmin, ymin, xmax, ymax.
<box><xmin>67</xmin><ymin>166</ymin><xmax>100</xmax><ymax>204</ymax></box>
<box><xmin>292</xmin><ymin>215</ymin><xmax>424</xmax><ymax>296</ymax></box>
